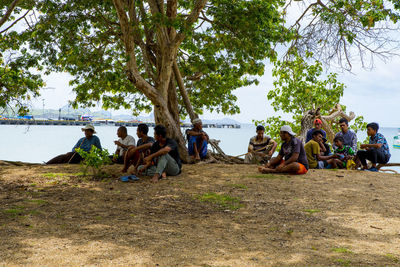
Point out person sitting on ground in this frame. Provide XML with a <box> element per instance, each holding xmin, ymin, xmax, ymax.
<box><xmin>356</xmin><ymin>122</ymin><xmax>390</xmax><ymax>172</ymax></box>
<box><xmin>333</xmin><ymin>117</ymin><xmax>357</xmax><ymax>153</ymax></box>
<box><xmin>186</xmin><ymin>118</ymin><xmax>209</xmax><ymax>160</ymax></box>
<box><xmin>322</xmin><ymin>137</ymin><xmax>332</xmax><ymax>156</ymax></box>
<box><xmin>122</xmin><ymin>123</ymin><xmax>155</xmax><ymax>173</ymax></box>
<box><xmin>111</xmin><ymin>126</ymin><xmax>136</xmax><ymax>164</ymax></box>
<box><xmin>327</xmin><ymin>136</ymin><xmax>355</xmax><ymax>169</ymax></box>
<box><xmin>305</xmin><ymin>119</ymin><xmax>327</xmax><ymax>143</ymax></box>
<box><xmin>258</xmin><ymin>125</ymin><xmax>309</xmax><ymax>175</ymax></box>
<box><xmin>47</xmin><ymin>125</ymin><xmax>102</xmax><ymax>164</ymax></box>
<box><xmin>245</xmin><ymin>125</ymin><xmax>277</xmax><ymax>164</ymax></box>
<box><xmin>305</xmin><ymin>130</ymin><xmax>336</xmax><ymax>169</ymax></box>
<box><xmin>137</xmin><ymin>125</ymin><xmax>181</xmax><ymax>182</ymax></box>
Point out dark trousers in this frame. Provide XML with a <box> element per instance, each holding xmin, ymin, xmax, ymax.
<box><xmin>357</xmin><ymin>148</ymin><xmax>389</xmax><ymax>166</ymax></box>
<box><xmin>47</xmin><ymin>152</ymin><xmax>83</xmax><ymax>164</ymax></box>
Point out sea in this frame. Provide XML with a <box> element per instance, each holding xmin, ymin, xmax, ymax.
<box><xmin>1</xmin><ymin>124</ymin><xmax>400</xmax><ymax>167</ymax></box>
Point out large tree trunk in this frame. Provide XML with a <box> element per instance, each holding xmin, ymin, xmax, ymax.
<box><xmin>299</xmin><ymin>104</ymin><xmax>356</xmax><ymax>144</ymax></box>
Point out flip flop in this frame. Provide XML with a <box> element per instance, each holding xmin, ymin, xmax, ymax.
<box><xmin>120</xmin><ymin>175</ymin><xmax>140</xmax><ymax>182</ymax></box>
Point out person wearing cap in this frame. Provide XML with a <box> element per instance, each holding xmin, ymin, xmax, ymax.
<box><xmin>46</xmin><ymin>125</ymin><xmax>102</xmax><ymax>164</ymax></box>
<box><xmin>333</xmin><ymin>117</ymin><xmax>357</xmax><ymax>153</ymax></box>
<box><xmin>186</xmin><ymin>118</ymin><xmax>209</xmax><ymax>160</ymax></box>
<box><xmin>304</xmin><ymin>130</ymin><xmax>337</xmax><ymax>169</ymax></box>
<box><xmin>258</xmin><ymin>125</ymin><xmax>309</xmax><ymax>175</ymax></box>
<box><xmin>305</xmin><ymin>118</ymin><xmax>327</xmax><ymax>143</ymax></box>
<box><xmin>111</xmin><ymin>126</ymin><xmax>136</xmax><ymax>164</ymax></box>
<box><xmin>356</xmin><ymin>122</ymin><xmax>390</xmax><ymax>172</ymax></box>
<box><xmin>245</xmin><ymin>125</ymin><xmax>277</xmax><ymax>164</ymax></box>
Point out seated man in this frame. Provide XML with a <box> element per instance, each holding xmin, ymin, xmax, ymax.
<box><xmin>258</xmin><ymin>125</ymin><xmax>309</xmax><ymax>175</ymax></box>
<box><xmin>327</xmin><ymin>136</ymin><xmax>355</xmax><ymax>169</ymax></box>
<box><xmin>305</xmin><ymin>119</ymin><xmax>327</xmax><ymax>143</ymax></box>
<box><xmin>138</xmin><ymin>125</ymin><xmax>181</xmax><ymax>182</ymax></box>
<box><xmin>186</xmin><ymin>118</ymin><xmax>209</xmax><ymax>160</ymax></box>
<box><xmin>47</xmin><ymin>125</ymin><xmax>101</xmax><ymax>164</ymax></box>
<box><xmin>305</xmin><ymin>130</ymin><xmax>336</xmax><ymax>169</ymax></box>
<box><xmin>245</xmin><ymin>125</ymin><xmax>277</xmax><ymax>164</ymax></box>
<box><xmin>112</xmin><ymin>126</ymin><xmax>136</xmax><ymax>164</ymax></box>
<box><xmin>333</xmin><ymin>117</ymin><xmax>357</xmax><ymax>153</ymax></box>
<box><xmin>356</xmin><ymin>122</ymin><xmax>390</xmax><ymax>172</ymax></box>
<box><xmin>122</xmin><ymin>123</ymin><xmax>155</xmax><ymax>173</ymax></box>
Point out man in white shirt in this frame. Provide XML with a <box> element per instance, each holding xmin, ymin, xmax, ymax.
<box><xmin>112</xmin><ymin>126</ymin><xmax>136</xmax><ymax>164</ymax></box>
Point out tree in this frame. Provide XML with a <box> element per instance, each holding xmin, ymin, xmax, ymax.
<box><xmin>284</xmin><ymin>0</ymin><xmax>400</xmax><ymax>70</ymax></box>
<box><xmin>0</xmin><ymin>0</ymin><xmax>43</xmax><ymax>115</ymax></box>
<box><xmin>255</xmin><ymin>50</ymin><xmax>366</xmax><ymax>143</ymax></box>
<box><xmin>23</xmin><ymin>0</ymin><xmax>290</xmax><ymax>160</ymax></box>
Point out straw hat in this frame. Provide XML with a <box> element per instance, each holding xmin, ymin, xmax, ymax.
<box><xmin>82</xmin><ymin>124</ymin><xmax>96</xmax><ymax>133</ymax></box>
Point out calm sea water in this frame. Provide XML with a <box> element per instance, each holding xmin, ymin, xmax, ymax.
<box><xmin>1</xmin><ymin>124</ymin><xmax>399</xmax><ymax>166</ymax></box>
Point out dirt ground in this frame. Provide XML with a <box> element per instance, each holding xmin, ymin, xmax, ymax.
<box><xmin>1</xmin><ymin>163</ymin><xmax>400</xmax><ymax>266</ymax></box>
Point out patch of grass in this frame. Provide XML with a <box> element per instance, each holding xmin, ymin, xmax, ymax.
<box><xmin>29</xmin><ymin>183</ymin><xmax>37</xmax><ymax>187</ymax></box>
<box><xmin>94</xmin><ymin>216</ymin><xmax>102</xmax><ymax>220</ymax></box>
<box><xmin>335</xmin><ymin>259</ymin><xmax>351</xmax><ymax>266</ymax></box>
<box><xmin>244</xmin><ymin>174</ymin><xmax>288</xmax><ymax>179</ymax></box>
<box><xmin>286</xmin><ymin>229</ymin><xmax>294</xmax><ymax>235</ymax></box>
<box><xmin>25</xmin><ymin>199</ymin><xmax>48</xmax><ymax>205</ymax></box>
<box><xmin>42</xmin><ymin>172</ymin><xmax>71</xmax><ymax>178</ymax></box>
<box><xmin>3</xmin><ymin>208</ymin><xmax>25</xmax><ymax>215</ymax></box>
<box><xmin>332</xmin><ymin>247</ymin><xmax>353</xmax><ymax>254</ymax></box>
<box><xmin>304</xmin><ymin>209</ymin><xmax>321</xmax><ymax>214</ymax></box>
<box><xmin>385</xmin><ymin>253</ymin><xmax>399</xmax><ymax>263</ymax></box>
<box><xmin>227</xmin><ymin>183</ymin><xmax>248</xmax><ymax>189</ymax></box>
<box><xmin>197</xmin><ymin>192</ymin><xmax>243</xmax><ymax>210</ymax></box>
<box><xmin>311</xmin><ymin>246</ymin><xmax>318</xmax><ymax>251</ymax></box>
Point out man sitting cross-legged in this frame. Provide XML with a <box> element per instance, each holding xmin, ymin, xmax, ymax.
<box><xmin>186</xmin><ymin>118</ymin><xmax>209</xmax><ymax>160</ymax></box>
<box><xmin>121</xmin><ymin>123</ymin><xmax>155</xmax><ymax>173</ymax></box>
<box><xmin>258</xmin><ymin>125</ymin><xmax>309</xmax><ymax>175</ymax></box>
<box><xmin>137</xmin><ymin>125</ymin><xmax>182</xmax><ymax>183</ymax></box>
<box><xmin>305</xmin><ymin>130</ymin><xmax>336</xmax><ymax>169</ymax></box>
<box><xmin>245</xmin><ymin>125</ymin><xmax>277</xmax><ymax>164</ymax></box>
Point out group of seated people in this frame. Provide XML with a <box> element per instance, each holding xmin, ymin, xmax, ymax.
<box><xmin>258</xmin><ymin>118</ymin><xmax>391</xmax><ymax>175</ymax></box>
<box><xmin>47</xmin><ymin>116</ymin><xmax>391</xmax><ymax>180</ymax></box>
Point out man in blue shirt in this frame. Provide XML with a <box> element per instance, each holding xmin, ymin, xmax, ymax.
<box><xmin>333</xmin><ymin>118</ymin><xmax>357</xmax><ymax>153</ymax></box>
<box><xmin>356</xmin><ymin>122</ymin><xmax>390</xmax><ymax>172</ymax></box>
<box><xmin>47</xmin><ymin>125</ymin><xmax>102</xmax><ymax>164</ymax></box>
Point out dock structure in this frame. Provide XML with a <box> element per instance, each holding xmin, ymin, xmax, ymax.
<box><xmin>0</xmin><ymin>119</ymin><xmax>241</xmax><ymax>129</ymax></box>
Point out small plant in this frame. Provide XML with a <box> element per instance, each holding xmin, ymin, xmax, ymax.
<box><xmin>76</xmin><ymin>146</ymin><xmax>111</xmax><ymax>178</ymax></box>
<box><xmin>335</xmin><ymin>258</ymin><xmax>351</xmax><ymax>266</ymax></box>
<box><xmin>304</xmin><ymin>209</ymin><xmax>321</xmax><ymax>214</ymax></box>
<box><xmin>42</xmin><ymin>173</ymin><xmax>71</xmax><ymax>178</ymax></box>
<box><xmin>197</xmin><ymin>192</ymin><xmax>243</xmax><ymax>210</ymax></box>
<box><xmin>332</xmin><ymin>247</ymin><xmax>353</xmax><ymax>254</ymax></box>
<box><xmin>384</xmin><ymin>253</ymin><xmax>398</xmax><ymax>263</ymax></box>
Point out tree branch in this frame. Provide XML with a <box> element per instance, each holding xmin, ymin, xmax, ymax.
<box><xmin>0</xmin><ymin>0</ymin><xmax>21</xmax><ymax>27</ymax></box>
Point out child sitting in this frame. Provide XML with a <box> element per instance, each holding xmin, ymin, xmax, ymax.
<box><xmin>327</xmin><ymin>136</ymin><xmax>355</xmax><ymax>169</ymax></box>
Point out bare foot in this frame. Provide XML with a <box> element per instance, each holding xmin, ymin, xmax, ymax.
<box><xmin>151</xmin><ymin>174</ymin><xmax>161</xmax><ymax>183</ymax></box>
<box><xmin>258</xmin><ymin>166</ymin><xmax>274</xmax><ymax>174</ymax></box>
<box><xmin>195</xmin><ymin>154</ymin><xmax>201</xmax><ymax>160</ymax></box>
<box><xmin>161</xmin><ymin>172</ymin><xmax>167</xmax><ymax>179</ymax></box>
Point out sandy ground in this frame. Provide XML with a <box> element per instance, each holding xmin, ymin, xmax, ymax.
<box><xmin>1</xmin><ymin>163</ymin><xmax>400</xmax><ymax>266</ymax></box>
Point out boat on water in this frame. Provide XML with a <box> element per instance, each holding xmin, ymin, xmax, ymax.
<box><xmin>394</xmin><ymin>129</ymin><xmax>400</xmax><ymax>149</ymax></box>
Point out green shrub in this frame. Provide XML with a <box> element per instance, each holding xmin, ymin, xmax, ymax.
<box><xmin>75</xmin><ymin>146</ymin><xmax>111</xmax><ymax>178</ymax></box>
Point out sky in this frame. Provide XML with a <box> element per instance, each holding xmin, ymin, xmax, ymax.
<box><xmin>31</xmin><ymin>55</ymin><xmax>400</xmax><ymax>127</ymax></box>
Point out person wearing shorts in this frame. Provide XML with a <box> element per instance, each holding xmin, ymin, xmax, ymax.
<box><xmin>258</xmin><ymin>125</ymin><xmax>309</xmax><ymax>175</ymax></box>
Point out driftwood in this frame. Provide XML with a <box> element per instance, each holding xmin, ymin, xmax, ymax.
<box><xmin>204</xmin><ymin>139</ymin><xmax>245</xmax><ymax>164</ymax></box>
<box><xmin>298</xmin><ymin>104</ymin><xmax>356</xmax><ymax>144</ymax></box>
<box><xmin>376</xmin><ymin>163</ymin><xmax>400</xmax><ymax>174</ymax></box>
